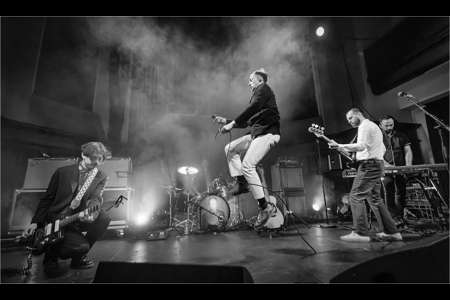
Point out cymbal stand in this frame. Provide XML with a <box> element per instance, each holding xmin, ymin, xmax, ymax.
<box><xmin>167</xmin><ymin>188</ymin><xmax>182</xmax><ymax>228</ymax></box>
<box><xmin>174</xmin><ymin>173</ymin><xmax>200</xmax><ymax>234</ymax></box>
<box><xmin>227</xmin><ymin>196</ymin><xmax>244</xmax><ymax>227</ymax></box>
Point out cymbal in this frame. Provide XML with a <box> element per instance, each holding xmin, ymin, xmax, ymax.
<box><xmin>177</xmin><ymin>166</ymin><xmax>198</xmax><ymax>175</ymax></box>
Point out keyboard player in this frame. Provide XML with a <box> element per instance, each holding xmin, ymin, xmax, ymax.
<box><xmin>379</xmin><ymin>115</ymin><xmax>413</xmax><ymax>228</ymax></box>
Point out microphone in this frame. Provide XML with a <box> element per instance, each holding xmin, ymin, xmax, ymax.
<box><xmin>398</xmin><ymin>91</ymin><xmax>411</xmax><ymax>98</ymax></box>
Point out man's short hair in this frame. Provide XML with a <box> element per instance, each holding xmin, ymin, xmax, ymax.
<box><xmin>347</xmin><ymin>108</ymin><xmax>365</xmax><ymax>117</ymax></box>
<box><xmin>378</xmin><ymin>114</ymin><xmax>396</xmax><ymax>123</ymax></box>
<box><xmin>81</xmin><ymin>142</ymin><xmax>112</xmax><ymax>162</ymax></box>
<box><xmin>253</xmin><ymin>68</ymin><xmax>268</xmax><ymax>83</ymax></box>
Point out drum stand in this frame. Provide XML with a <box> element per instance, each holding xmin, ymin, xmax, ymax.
<box><xmin>227</xmin><ymin>196</ymin><xmax>244</xmax><ymax>227</ymax></box>
<box><xmin>173</xmin><ymin>173</ymin><xmax>201</xmax><ymax>234</ymax></box>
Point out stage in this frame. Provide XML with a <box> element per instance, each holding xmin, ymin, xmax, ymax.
<box><xmin>1</xmin><ymin>213</ymin><xmax>448</xmax><ymax>284</ymax></box>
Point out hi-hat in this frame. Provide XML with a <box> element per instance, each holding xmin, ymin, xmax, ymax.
<box><xmin>177</xmin><ymin>166</ymin><xmax>198</xmax><ymax>175</ymax></box>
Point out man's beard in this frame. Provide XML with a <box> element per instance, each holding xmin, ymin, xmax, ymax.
<box><xmin>351</xmin><ymin>119</ymin><xmax>361</xmax><ymax>127</ymax></box>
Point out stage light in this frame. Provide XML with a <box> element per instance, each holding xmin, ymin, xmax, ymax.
<box><xmin>316</xmin><ymin>26</ymin><xmax>325</xmax><ymax>37</ymax></box>
<box><xmin>135</xmin><ymin>212</ymin><xmax>150</xmax><ymax>226</ymax></box>
<box><xmin>312</xmin><ymin>203</ymin><xmax>321</xmax><ymax>211</ymax></box>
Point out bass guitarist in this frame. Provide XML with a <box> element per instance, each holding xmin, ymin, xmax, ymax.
<box><xmin>21</xmin><ymin>142</ymin><xmax>112</xmax><ymax>270</ymax></box>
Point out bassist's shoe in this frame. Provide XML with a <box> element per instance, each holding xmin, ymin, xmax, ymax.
<box><xmin>254</xmin><ymin>202</ymin><xmax>276</xmax><ymax>230</ymax></box>
<box><xmin>70</xmin><ymin>255</ymin><xmax>94</xmax><ymax>269</ymax></box>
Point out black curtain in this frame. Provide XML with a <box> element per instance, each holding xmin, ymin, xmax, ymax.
<box><xmin>424</xmin><ymin>96</ymin><xmax>449</xmax><ymax>204</ymax></box>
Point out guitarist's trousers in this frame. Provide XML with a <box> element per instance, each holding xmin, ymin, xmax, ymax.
<box><xmin>46</xmin><ymin>211</ymin><xmax>111</xmax><ymax>261</ymax></box>
<box><xmin>225</xmin><ymin>133</ymin><xmax>280</xmax><ymax>200</ymax></box>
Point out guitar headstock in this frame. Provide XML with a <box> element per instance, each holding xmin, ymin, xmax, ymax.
<box><xmin>308</xmin><ymin>123</ymin><xmax>325</xmax><ymax>137</ymax></box>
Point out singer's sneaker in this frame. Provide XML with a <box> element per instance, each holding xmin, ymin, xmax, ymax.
<box><xmin>254</xmin><ymin>202</ymin><xmax>276</xmax><ymax>229</ymax></box>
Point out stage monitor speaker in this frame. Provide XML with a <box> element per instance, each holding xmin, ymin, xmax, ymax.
<box><xmin>8</xmin><ymin>189</ymin><xmax>45</xmax><ymax>235</ymax></box>
<box><xmin>22</xmin><ymin>158</ymin><xmax>79</xmax><ymax>189</ymax></box>
<box><xmin>97</xmin><ymin>157</ymin><xmax>132</xmax><ymax>188</ymax></box>
<box><xmin>92</xmin><ymin>261</ymin><xmax>254</xmax><ymax>283</ymax></box>
<box><xmin>329</xmin><ymin>235</ymin><xmax>449</xmax><ymax>283</ymax></box>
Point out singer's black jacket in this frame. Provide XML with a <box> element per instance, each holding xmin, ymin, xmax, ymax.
<box><xmin>228</xmin><ymin>83</ymin><xmax>281</xmax><ymax>138</ymax></box>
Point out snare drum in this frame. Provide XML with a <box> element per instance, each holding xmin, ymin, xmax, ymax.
<box><xmin>194</xmin><ymin>194</ymin><xmax>230</xmax><ymax>231</ymax></box>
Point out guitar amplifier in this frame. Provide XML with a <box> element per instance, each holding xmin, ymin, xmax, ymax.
<box><xmin>22</xmin><ymin>157</ymin><xmax>79</xmax><ymax>189</ymax></box>
<box><xmin>101</xmin><ymin>187</ymin><xmax>133</xmax><ymax>229</ymax></box>
<box><xmin>97</xmin><ymin>157</ymin><xmax>132</xmax><ymax>188</ymax></box>
<box><xmin>8</xmin><ymin>189</ymin><xmax>45</xmax><ymax>235</ymax></box>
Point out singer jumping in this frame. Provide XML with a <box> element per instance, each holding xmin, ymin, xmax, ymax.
<box><xmin>213</xmin><ymin>68</ymin><xmax>281</xmax><ymax>229</ymax></box>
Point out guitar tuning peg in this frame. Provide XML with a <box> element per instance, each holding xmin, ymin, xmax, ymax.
<box><xmin>311</xmin><ymin>123</ymin><xmax>315</xmax><ymax>127</ymax></box>
<box><xmin>321</xmin><ymin>127</ymin><xmax>325</xmax><ymax>131</ymax></box>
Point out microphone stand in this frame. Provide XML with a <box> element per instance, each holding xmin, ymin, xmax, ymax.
<box><xmin>316</xmin><ymin>139</ymin><xmax>336</xmax><ymax>228</ymax></box>
<box><xmin>403</xmin><ymin>94</ymin><xmax>449</xmax><ymax>168</ymax></box>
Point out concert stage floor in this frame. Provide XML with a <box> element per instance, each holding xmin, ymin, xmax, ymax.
<box><xmin>1</xmin><ymin>215</ymin><xmax>449</xmax><ymax>284</ymax></box>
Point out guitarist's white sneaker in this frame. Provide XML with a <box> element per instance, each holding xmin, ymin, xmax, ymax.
<box><xmin>254</xmin><ymin>202</ymin><xmax>276</xmax><ymax>230</ymax></box>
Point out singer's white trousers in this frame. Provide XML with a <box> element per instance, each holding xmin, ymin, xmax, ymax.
<box><xmin>225</xmin><ymin>133</ymin><xmax>280</xmax><ymax>200</ymax></box>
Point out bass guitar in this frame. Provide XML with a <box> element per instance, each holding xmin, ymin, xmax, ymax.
<box><xmin>308</xmin><ymin>124</ymin><xmax>358</xmax><ymax>169</ymax></box>
<box><xmin>256</xmin><ymin>164</ymin><xmax>284</xmax><ymax>232</ymax></box>
<box><xmin>30</xmin><ymin>196</ymin><xmax>126</xmax><ymax>256</ymax></box>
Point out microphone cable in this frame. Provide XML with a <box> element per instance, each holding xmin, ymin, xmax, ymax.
<box><xmin>1</xmin><ymin>236</ymin><xmax>36</xmax><ymax>277</ymax></box>
<box><xmin>220</xmin><ymin>128</ymin><xmax>316</xmax><ymax>252</ymax></box>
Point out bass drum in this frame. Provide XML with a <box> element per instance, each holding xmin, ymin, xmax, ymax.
<box><xmin>194</xmin><ymin>195</ymin><xmax>230</xmax><ymax>231</ymax></box>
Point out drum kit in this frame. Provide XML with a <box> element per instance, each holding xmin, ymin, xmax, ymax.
<box><xmin>163</xmin><ymin>165</ymin><xmax>244</xmax><ymax>234</ymax></box>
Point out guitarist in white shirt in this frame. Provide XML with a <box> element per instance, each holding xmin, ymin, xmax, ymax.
<box><xmin>21</xmin><ymin>142</ymin><xmax>112</xmax><ymax>270</ymax></box>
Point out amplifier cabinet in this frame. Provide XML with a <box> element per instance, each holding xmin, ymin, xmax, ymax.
<box><xmin>271</xmin><ymin>164</ymin><xmax>306</xmax><ymax>217</ymax></box>
<box><xmin>102</xmin><ymin>187</ymin><xmax>133</xmax><ymax>229</ymax></box>
<box><xmin>98</xmin><ymin>157</ymin><xmax>132</xmax><ymax>188</ymax></box>
<box><xmin>22</xmin><ymin>157</ymin><xmax>79</xmax><ymax>189</ymax></box>
<box><xmin>8</xmin><ymin>189</ymin><xmax>45</xmax><ymax>235</ymax></box>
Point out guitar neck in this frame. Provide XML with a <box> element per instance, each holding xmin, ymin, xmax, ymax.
<box><xmin>59</xmin><ymin>204</ymin><xmax>101</xmax><ymax>227</ymax></box>
<box><xmin>318</xmin><ymin>136</ymin><xmax>353</xmax><ymax>160</ymax></box>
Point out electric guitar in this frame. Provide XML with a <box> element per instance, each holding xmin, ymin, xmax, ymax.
<box><xmin>30</xmin><ymin>196</ymin><xmax>126</xmax><ymax>256</ymax></box>
<box><xmin>308</xmin><ymin>124</ymin><xmax>358</xmax><ymax>169</ymax></box>
<box><xmin>256</xmin><ymin>164</ymin><xmax>284</xmax><ymax>229</ymax></box>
